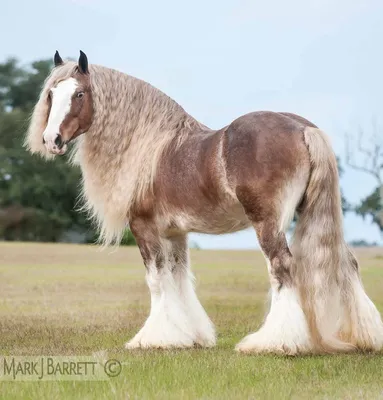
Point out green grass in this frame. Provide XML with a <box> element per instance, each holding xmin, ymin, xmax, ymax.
<box><xmin>0</xmin><ymin>242</ymin><xmax>383</xmax><ymax>399</ymax></box>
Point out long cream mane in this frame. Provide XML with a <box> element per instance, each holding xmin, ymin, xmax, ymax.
<box><xmin>25</xmin><ymin>61</ymin><xmax>204</xmax><ymax>245</ymax></box>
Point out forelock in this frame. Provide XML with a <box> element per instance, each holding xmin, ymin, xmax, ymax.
<box><xmin>45</xmin><ymin>62</ymin><xmax>78</xmax><ymax>91</ymax></box>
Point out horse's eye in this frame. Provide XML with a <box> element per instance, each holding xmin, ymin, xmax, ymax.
<box><xmin>77</xmin><ymin>92</ymin><xmax>84</xmax><ymax>98</ymax></box>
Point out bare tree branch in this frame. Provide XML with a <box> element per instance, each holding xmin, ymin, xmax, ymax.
<box><xmin>345</xmin><ymin>123</ymin><xmax>383</xmax><ymax>186</ymax></box>
<box><xmin>357</xmin><ymin>126</ymin><xmax>373</xmax><ymax>159</ymax></box>
<box><xmin>346</xmin><ymin>161</ymin><xmax>381</xmax><ymax>181</ymax></box>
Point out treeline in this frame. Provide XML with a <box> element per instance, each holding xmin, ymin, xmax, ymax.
<box><xmin>0</xmin><ymin>57</ymin><xmax>381</xmax><ymax>245</ymax></box>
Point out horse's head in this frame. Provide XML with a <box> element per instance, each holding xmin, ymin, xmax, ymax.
<box><xmin>42</xmin><ymin>51</ymin><xmax>94</xmax><ymax>155</ymax></box>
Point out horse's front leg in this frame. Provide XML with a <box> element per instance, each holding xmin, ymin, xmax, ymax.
<box><xmin>168</xmin><ymin>235</ymin><xmax>215</xmax><ymax>347</ymax></box>
<box><xmin>125</xmin><ymin>219</ymin><xmax>214</xmax><ymax>349</ymax></box>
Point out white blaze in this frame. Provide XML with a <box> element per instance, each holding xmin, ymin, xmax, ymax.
<box><xmin>43</xmin><ymin>77</ymin><xmax>78</xmax><ymax>147</ymax></box>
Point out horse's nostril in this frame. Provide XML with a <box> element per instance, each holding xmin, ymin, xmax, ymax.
<box><xmin>54</xmin><ymin>135</ymin><xmax>63</xmax><ymax>148</ymax></box>
<box><xmin>42</xmin><ymin>137</ymin><xmax>46</xmax><ymax>144</ymax></box>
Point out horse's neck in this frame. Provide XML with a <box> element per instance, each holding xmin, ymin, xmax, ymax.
<box><xmin>78</xmin><ymin>67</ymin><xmax>214</xmax><ymax>222</ymax></box>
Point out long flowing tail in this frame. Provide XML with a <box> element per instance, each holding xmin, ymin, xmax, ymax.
<box><xmin>292</xmin><ymin>127</ymin><xmax>383</xmax><ymax>352</ymax></box>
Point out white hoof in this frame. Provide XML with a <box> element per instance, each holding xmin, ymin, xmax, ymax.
<box><xmin>125</xmin><ymin>301</ymin><xmax>196</xmax><ymax>349</ymax></box>
<box><xmin>125</xmin><ymin>313</ymin><xmax>215</xmax><ymax>349</ymax></box>
<box><xmin>236</xmin><ymin>287</ymin><xmax>313</xmax><ymax>355</ymax></box>
<box><xmin>235</xmin><ymin>328</ymin><xmax>311</xmax><ymax>355</ymax></box>
<box><xmin>125</xmin><ymin>325</ymin><xmax>195</xmax><ymax>349</ymax></box>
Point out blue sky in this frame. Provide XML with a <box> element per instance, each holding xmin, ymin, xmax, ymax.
<box><xmin>2</xmin><ymin>0</ymin><xmax>382</xmax><ymax>248</ymax></box>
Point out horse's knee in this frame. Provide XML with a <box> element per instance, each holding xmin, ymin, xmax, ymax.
<box><xmin>270</xmin><ymin>252</ymin><xmax>293</xmax><ymax>288</ymax></box>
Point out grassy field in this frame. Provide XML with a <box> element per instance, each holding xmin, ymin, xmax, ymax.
<box><xmin>0</xmin><ymin>242</ymin><xmax>382</xmax><ymax>399</ymax></box>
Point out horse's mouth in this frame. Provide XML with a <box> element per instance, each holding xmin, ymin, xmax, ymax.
<box><xmin>47</xmin><ymin>143</ymin><xmax>68</xmax><ymax>156</ymax></box>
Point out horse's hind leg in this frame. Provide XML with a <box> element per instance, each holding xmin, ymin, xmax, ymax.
<box><xmin>125</xmin><ymin>218</ymin><xmax>214</xmax><ymax>349</ymax></box>
<box><xmin>236</xmin><ymin>219</ymin><xmax>312</xmax><ymax>354</ymax></box>
<box><xmin>235</xmin><ymin>192</ymin><xmax>313</xmax><ymax>354</ymax></box>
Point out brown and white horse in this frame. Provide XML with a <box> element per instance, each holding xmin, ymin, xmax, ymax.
<box><xmin>25</xmin><ymin>51</ymin><xmax>383</xmax><ymax>354</ymax></box>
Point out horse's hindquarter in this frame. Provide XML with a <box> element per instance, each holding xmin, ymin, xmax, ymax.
<box><xmin>223</xmin><ymin>111</ymin><xmax>311</xmax><ymax>220</ymax></box>
<box><xmin>152</xmin><ymin>111</ymin><xmax>311</xmax><ymax>236</ymax></box>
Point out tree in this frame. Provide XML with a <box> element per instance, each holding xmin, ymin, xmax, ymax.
<box><xmin>349</xmin><ymin>239</ymin><xmax>378</xmax><ymax>247</ymax></box>
<box><xmin>345</xmin><ymin>123</ymin><xmax>383</xmax><ymax>234</ymax></box>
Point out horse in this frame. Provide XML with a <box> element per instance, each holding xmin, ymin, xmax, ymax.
<box><xmin>25</xmin><ymin>50</ymin><xmax>383</xmax><ymax>354</ymax></box>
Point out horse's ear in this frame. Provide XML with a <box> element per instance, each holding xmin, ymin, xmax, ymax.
<box><xmin>54</xmin><ymin>50</ymin><xmax>63</xmax><ymax>67</ymax></box>
<box><xmin>78</xmin><ymin>50</ymin><xmax>89</xmax><ymax>74</ymax></box>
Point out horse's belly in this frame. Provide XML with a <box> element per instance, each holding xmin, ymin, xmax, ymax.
<box><xmin>191</xmin><ymin>216</ymin><xmax>251</xmax><ymax>235</ymax></box>
<box><xmin>166</xmin><ymin>203</ymin><xmax>251</xmax><ymax>236</ymax></box>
